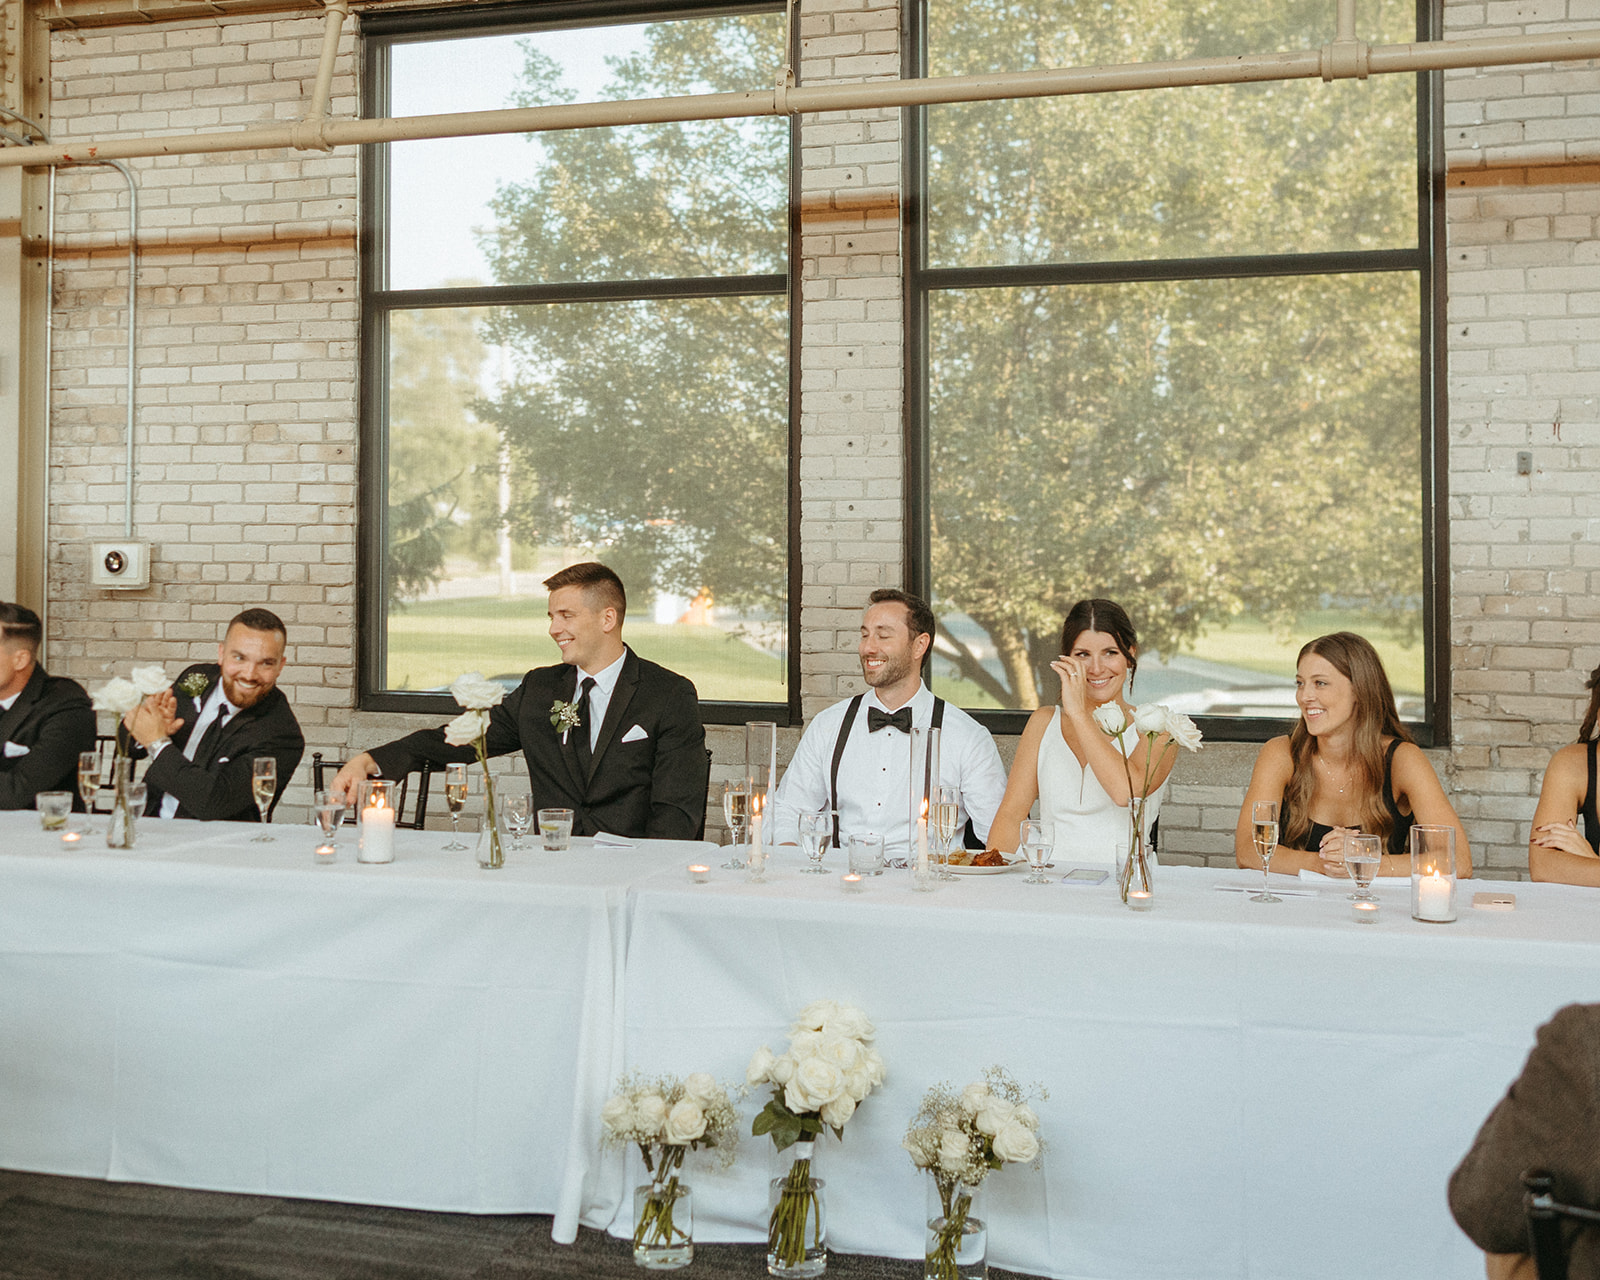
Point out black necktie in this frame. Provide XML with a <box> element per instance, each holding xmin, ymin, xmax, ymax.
<box><xmin>574</xmin><ymin>677</ymin><xmax>596</xmax><ymax>773</ymax></box>
<box><xmin>867</xmin><ymin>706</ymin><xmax>913</xmax><ymax>734</ymax></box>
<box><xmin>193</xmin><ymin>706</ymin><xmax>231</xmax><ymax>769</ymax></box>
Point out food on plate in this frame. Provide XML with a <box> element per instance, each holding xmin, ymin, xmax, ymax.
<box><xmin>973</xmin><ymin>850</ymin><xmax>1007</xmax><ymax>867</ymax></box>
<box><xmin>945</xmin><ymin>849</ymin><xmax>974</xmax><ymax>866</ymax></box>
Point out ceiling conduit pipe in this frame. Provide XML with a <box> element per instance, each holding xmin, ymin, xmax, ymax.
<box><xmin>290</xmin><ymin>0</ymin><xmax>349</xmax><ymax>153</ymax></box>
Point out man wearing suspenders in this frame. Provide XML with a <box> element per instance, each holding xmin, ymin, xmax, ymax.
<box><xmin>769</xmin><ymin>589</ymin><xmax>1006</xmax><ymax>860</ymax></box>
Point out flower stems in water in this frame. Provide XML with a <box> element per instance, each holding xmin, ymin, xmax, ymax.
<box><xmin>474</xmin><ymin>737</ymin><xmax>502</xmax><ymax>869</ymax></box>
<box><xmin>634</xmin><ymin>1145</ymin><xmax>688</xmax><ymax>1249</ymax></box>
<box><xmin>926</xmin><ymin>1182</ymin><xmax>972</xmax><ymax>1280</ymax></box>
<box><xmin>768</xmin><ymin>1156</ymin><xmax>821</xmax><ymax>1267</ymax></box>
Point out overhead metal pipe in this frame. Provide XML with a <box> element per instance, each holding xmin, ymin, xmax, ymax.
<box><xmin>293</xmin><ymin>0</ymin><xmax>349</xmax><ymax>151</ymax></box>
<box><xmin>1</xmin><ymin>28</ymin><xmax>1598</xmax><ymax>169</ymax></box>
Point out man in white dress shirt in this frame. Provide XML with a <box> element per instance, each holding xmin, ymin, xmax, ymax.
<box><xmin>770</xmin><ymin>589</ymin><xmax>1006</xmax><ymax>858</ymax></box>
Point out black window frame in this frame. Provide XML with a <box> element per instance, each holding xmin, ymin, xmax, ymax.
<box><xmin>358</xmin><ymin>0</ymin><xmax>802</xmax><ymax>724</ymax></box>
<box><xmin>902</xmin><ymin>0</ymin><xmax>1448</xmax><ymax>746</ymax></box>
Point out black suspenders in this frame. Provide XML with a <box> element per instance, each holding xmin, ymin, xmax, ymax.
<box><xmin>828</xmin><ymin>695</ymin><xmax>946</xmax><ymax>848</ymax></box>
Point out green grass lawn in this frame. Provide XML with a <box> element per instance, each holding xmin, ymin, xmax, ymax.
<box><xmin>1181</xmin><ymin>609</ymin><xmax>1424</xmax><ymax>698</ymax></box>
<box><xmin>387</xmin><ymin>594</ymin><xmax>787</xmax><ymax>700</ymax></box>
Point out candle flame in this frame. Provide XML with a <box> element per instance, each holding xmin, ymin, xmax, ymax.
<box><xmin>919</xmin><ymin>798</ymin><xmax>928</xmax><ymax>819</ymax></box>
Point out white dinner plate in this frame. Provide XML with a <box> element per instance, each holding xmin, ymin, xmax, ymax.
<box><xmin>945</xmin><ymin>860</ymin><xmax>1024</xmax><ymax>876</ymax></box>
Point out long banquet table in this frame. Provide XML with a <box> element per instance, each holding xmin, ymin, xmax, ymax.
<box><xmin>2</xmin><ymin>811</ymin><xmax>1598</xmax><ymax>1279</ymax></box>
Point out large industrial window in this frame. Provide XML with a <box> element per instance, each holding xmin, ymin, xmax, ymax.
<box><xmin>910</xmin><ymin>0</ymin><xmax>1444</xmax><ymax>738</ymax></box>
<box><xmin>361</xmin><ymin>1</ymin><xmax>794</xmax><ymax>716</ymax></box>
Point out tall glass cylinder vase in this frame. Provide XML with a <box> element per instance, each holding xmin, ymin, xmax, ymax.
<box><xmin>768</xmin><ymin>1140</ymin><xmax>826</xmax><ymax>1278</ymax></box>
<box><xmin>747</xmin><ymin>721</ymin><xmax>777</xmax><ymax>879</ymax></box>
<box><xmin>925</xmin><ymin>1176</ymin><xmax>987</xmax><ymax>1280</ymax></box>
<box><xmin>105</xmin><ymin>757</ymin><xmax>135</xmax><ymax>850</ymax></box>
<box><xmin>909</xmin><ymin>726</ymin><xmax>940</xmax><ymax>881</ymax></box>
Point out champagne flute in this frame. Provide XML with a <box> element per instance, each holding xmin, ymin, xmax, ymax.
<box><xmin>504</xmin><ymin>791</ymin><xmax>533</xmax><ymax>853</ymax></box>
<box><xmin>250</xmin><ymin>757</ymin><xmax>277</xmax><ymax>842</ymax></box>
<box><xmin>721</xmin><ymin>781</ymin><xmax>749</xmax><ymax>869</ymax></box>
<box><xmin>313</xmin><ymin>788</ymin><xmax>342</xmax><ymax>861</ymax></box>
<box><xmin>1251</xmin><ymin>800</ymin><xmax>1280</xmax><ymax>903</ymax></box>
<box><xmin>1346</xmin><ymin>833</ymin><xmax>1382</xmax><ymax>902</ymax></box>
<box><xmin>442</xmin><ymin>762</ymin><xmax>469</xmax><ymax>850</ymax></box>
<box><xmin>929</xmin><ymin>785</ymin><xmax>960</xmax><ymax>881</ymax></box>
<box><xmin>1021</xmin><ymin>818</ymin><xmax>1051</xmax><ymax>885</ymax></box>
<box><xmin>78</xmin><ymin>749</ymin><xmax>101</xmax><ymax>833</ymax></box>
<box><xmin>798</xmin><ymin>808</ymin><xmax>832</xmax><ymax>874</ymax></box>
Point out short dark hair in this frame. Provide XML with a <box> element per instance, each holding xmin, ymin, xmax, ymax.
<box><xmin>867</xmin><ymin>589</ymin><xmax>936</xmax><ymax>645</ymax></box>
<box><xmin>0</xmin><ymin>603</ymin><xmax>43</xmax><ymax>655</ymax></box>
<box><xmin>544</xmin><ymin>562</ymin><xmax>627</xmax><ymax>620</ymax></box>
<box><xmin>228</xmin><ymin>607</ymin><xmax>288</xmax><ymax>643</ymax></box>
<box><xmin>1059</xmin><ymin>598</ymin><xmax>1139</xmax><ymax>688</ymax></box>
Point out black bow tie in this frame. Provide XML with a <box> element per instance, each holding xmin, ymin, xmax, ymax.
<box><xmin>867</xmin><ymin>706</ymin><xmax>914</xmax><ymax>734</ymax></box>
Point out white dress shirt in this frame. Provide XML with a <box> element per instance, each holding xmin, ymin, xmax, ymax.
<box><xmin>769</xmin><ymin>682</ymin><xmax>1007</xmax><ymax>857</ymax></box>
<box><xmin>0</xmin><ymin>691</ymin><xmax>19</xmax><ymax>713</ymax></box>
<box><xmin>157</xmin><ymin>686</ymin><xmax>238</xmax><ymax>819</ymax></box>
<box><xmin>576</xmin><ymin>649</ymin><xmax>627</xmax><ymax>752</ymax></box>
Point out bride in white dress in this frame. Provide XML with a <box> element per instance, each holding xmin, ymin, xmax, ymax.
<box><xmin>989</xmin><ymin>599</ymin><xmax>1176</xmax><ymax>869</ymax></box>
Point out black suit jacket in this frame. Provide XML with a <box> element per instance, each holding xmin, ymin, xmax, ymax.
<box><xmin>0</xmin><ymin>664</ymin><xmax>97</xmax><ymax>810</ymax></box>
<box><xmin>369</xmin><ymin>648</ymin><xmax>708</xmax><ymax>840</ymax></box>
<box><xmin>136</xmin><ymin>664</ymin><xmax>305</xmax><ymax>822</ymax></box>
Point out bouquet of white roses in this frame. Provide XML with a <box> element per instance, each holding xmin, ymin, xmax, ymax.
<box><xmin>903</xmin><ymin>1068</ymin><xmax>1045</xmax><ymax>1280</ymax></box>
<box><xmin>442</xmin><ymin>672</ymin><xmax>505</xmax><ymax>867</ymax></box>
<box><xmin>748</xmin><ymin>999</ymin><xmax>885</xmax><ymax>1272</ymax></box>
<box><xmin>1093</xmin><ymin>701</ymin><xmax>1203</xmax><ymax>901</ymax></box>
<box><xmin>601</xmin><ymin>1070</ymin><xmax>739</xmax><ymax>1264</ymax></box>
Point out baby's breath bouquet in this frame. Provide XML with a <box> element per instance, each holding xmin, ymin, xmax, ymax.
<box><xmin>903</xmin><ymin>1068</ymin><xmax>1046</xmax><ymax>1280</ymax></box>
<box><xmin>601</xmin><ymin>1070</ymin><xmax>738</xmax><ymax>1270</ymax></box>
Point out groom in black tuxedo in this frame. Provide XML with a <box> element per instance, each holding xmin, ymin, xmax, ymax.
<box><xmin>123</xmin><ymin>608</ymin><xmax>305</xmax><ymax>822</ymax></box>
<box><xmin>337</xmin><ymin>563</ymin><xmax>708</xmax><ymax>840</ymax></box>
<box><xmin>0</xmin><ymin>602</ymin><xmax>97</xmax><ymax>810</ymax></box>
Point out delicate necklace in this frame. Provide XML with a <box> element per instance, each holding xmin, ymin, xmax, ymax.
<box><xmin>1317</xmin><ymin>754</ymin><xmax>1352</xmax><ymax>795</ymax></box>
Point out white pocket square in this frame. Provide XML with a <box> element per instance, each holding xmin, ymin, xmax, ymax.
<box><xmin>2</xmin><ymin>741</ymin><xmax>28</xmax><ymax>759</ymax></box>
<box><xmin>621</xmin><ymin>724</ymin><xmax>649</xmax><ymax>743</ymax></box>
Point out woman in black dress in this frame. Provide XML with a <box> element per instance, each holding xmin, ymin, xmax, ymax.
<box><xmin>1528</xmin><ymin>663</ymin><xmax>1600</xmax><ymax>884</ymax></box>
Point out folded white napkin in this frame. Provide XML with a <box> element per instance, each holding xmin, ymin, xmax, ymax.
<box><xmin>1298</xmin><ymin>869</ymin><xmax>1406</xmax><ymax>882</ymax></box>
<box><xmin>594</xmin><ymin>832</ymin><xmax>636</xmax><ymax>848</ymax></box>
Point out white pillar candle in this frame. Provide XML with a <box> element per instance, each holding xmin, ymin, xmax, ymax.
<box><xmin>1417</xmin><ymin>870</ymin><xmax>1452</xmax><ymax>921</ymax></box>
<box><xmin>359</xmin><ymin>803</ymin><xmax>395</xmax><ymax>864</ymax></box>
<box><xmin>916</xmin><ymin>805</ymin><xmax>929</xmax><ymax>876</ymax></box>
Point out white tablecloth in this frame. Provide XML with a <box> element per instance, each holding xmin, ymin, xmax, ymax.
<box><xmin>4</xmin><ymin>812</ymin><xmax>1598</xmax><ymax>1277</ymax></box>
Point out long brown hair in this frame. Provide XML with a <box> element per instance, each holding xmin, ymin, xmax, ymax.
<box><xmin>1580</xmin><ymin>664</ymin><xmax>1600</xmax><ymax>743</ymax></box>
<box><xmin>1281</xmin><ymin>632</ymin><xmax>1414</xmax><ymax>849</ymax></box>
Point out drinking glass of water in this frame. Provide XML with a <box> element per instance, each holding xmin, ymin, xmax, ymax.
<box><xmin>798</xmin><ymin>808</ymin><xmax>832</xmax><ymax>874</ymax></box>
<box><xmin>1021</xmin><ymin>819</ymin><xmax>1051</xmax><ymax>885</ymax></box>
<box><xmin>537</xmin><ymin>806</ymin><xmax>574</xmax><ymax>852</ymax></box>
<box><xmin>1345</xmin><ymin>833</ymin><xmax>1382</xmax><ymax>902</ymax></box>
<box><xmin>503</xmin><ymin>792</ymin><xmax>533</xmax><ymax>852</ymax></box>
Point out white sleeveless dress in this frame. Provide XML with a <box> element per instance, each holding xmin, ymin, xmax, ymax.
<box><xmin>1036</xmin><ymin>707</ymin><xmax>1165</xmax><ymax>869</ymax></box>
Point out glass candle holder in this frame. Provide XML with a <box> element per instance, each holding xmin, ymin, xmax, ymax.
<box><xmin>1409</xmin><ymin>825</ymin><xmax>1457</xmax><ymax>923</ymax></box>
<box><xmin>356</xmin><ymin>779</ymin><xmax>397</xmax><ymax>864</ymax></box>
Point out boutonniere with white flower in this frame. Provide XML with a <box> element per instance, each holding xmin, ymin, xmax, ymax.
<box><xmin>601</xmin><ymin>1070</ymin><xmax>739</xmax><ymax>1266</ymax></box>
<box><xmin>904</xmin><ymin>1068</ymin><xmax>1046</xmax><ymax>1280</ymax></box>
<box><xmin>443</xmin><ymin>672</ymin><xmax>507</xmax><ymax>868</ymax></box>
<box><xmin>550</xmin><ymin>698</ymin><xmax>582</xmax><ymax>744</ymax></box>
<box><xmin>177</xmin><ymin>670</ymin><xmax>210</xmax><ymax>700</ymax></box>
<box><xmin>1096</xmin><ymin>701</ymin><xmax>1203</xmax><ymax>901</ymax></box>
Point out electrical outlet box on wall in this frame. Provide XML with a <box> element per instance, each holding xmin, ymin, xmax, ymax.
<box><xmin>90</xmin><ymin>541</ymin><xmax>152</xmax><ymax>590</ymax></box>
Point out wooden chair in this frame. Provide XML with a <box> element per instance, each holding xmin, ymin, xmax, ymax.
<box><xmin>311</xmin><ymin>752</ymin><xmax>434</xmax><ymax>830</ymax></box>
<box><xmin>1524</xmin><ymin>1169</ymin><xmax>1600</xmax><ymax>1280</ymax></box>
<box><xmin>87</xmin><ymin>734</ymin><xmax>139</xmax><ymax>813</ymax></box>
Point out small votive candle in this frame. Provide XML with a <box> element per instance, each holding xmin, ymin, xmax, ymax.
<box><xmin>314</xmin><ymin>843</ymin><xmax>337</xmax><ymax>866</ymax></box>
<box><xmin>841</xmin><ymin>872</ymin><xmax>864</xmax><ymax>893</ymax></box>
<box><xmin>1127</xmin><ymin>890</ymin><xmax>1153</xmax><ymax>912</ymax></box>
<box><xmin>687</xmin><ymin>863</ymin><xmax>711</xmax><ymax>883</ymax></box>
<box><xmin>60</xmin><ymin>830</ymin><xmax>83</xmax><ymax>845</ymax></box>
<box><xmin>1352</xmin><ymin>900</ymin><xmax>1379</xmax><ymax>924</ymax></box>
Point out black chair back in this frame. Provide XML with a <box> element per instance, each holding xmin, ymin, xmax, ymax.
<box><xmin>311</xmin><ymin>752</ymin><xmax>433</xmax><ymax>830</ymax></box>
<box><xmin>1524</xmin><ymin>1168</ymin><xmax>1600</xmax><ymax>1280</ymax></box>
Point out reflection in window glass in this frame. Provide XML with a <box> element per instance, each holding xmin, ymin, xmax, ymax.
<box><xmin>926</xmin><ymin>275</ymin><xmax>1423</xmax><ymax>717</ymax></box>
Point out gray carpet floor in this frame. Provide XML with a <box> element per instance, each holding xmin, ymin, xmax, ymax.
<box><xmin>0</xmin><ymin>1171</ymin><xmax>1041</xmax><ymax>1280</ymax></box>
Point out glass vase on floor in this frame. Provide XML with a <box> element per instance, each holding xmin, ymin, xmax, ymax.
<box><xmin>633</xmin><ymin>1177</ymin><xmax>693</xmax><ymax>1270</ymax></box>
<box><xmin>768</xmin><ymin>1141</ymin><xmax>827</xmax><ymax>1277</ymax></box>
<box><xmin>105</xmin><ymin>758</ymin><xmax>136</xmax><ymax>850</ymax></box>
<box><xmin>925</xmin><ymin>1177</ymin><xmax>986</xmax><ymax>1280</ymax></box>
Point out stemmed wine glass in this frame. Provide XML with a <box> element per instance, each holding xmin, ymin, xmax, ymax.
<box><xmin>442</xmin><ymin>762</ymin><xmax>469</xmax><ymax>850</ymax></box>
<box><xmin>504</xmin><ymin>791</ymin><xmax>533</xmax><ymax>853</ymax></box>
<box><xmin>313</xmin><ymin>789</ymin><xmax>343</xmax><ymax>861</ymax></box>
<box><xmin>78</xmin><ymin>750</ymin><xmax>101</xmax><ymax>834</ymax></box>
<box><xmin>721</xmin><ymin>781</ymin><xmax>749</xmax><ymax>870</ymax></box>
<box><xmin>929</xmin><ymin>785</ymin><xmax>960</xmax><ymax>881</ymax></box>
<box><xmin>798</xmin><ymin>808</ymin><xmax>832</xmax><ymax>874</ymax></box>
<box><xmin>1345</xmin><ymin>833</ymin><xmax>1381</xmax><ymax>902</ymax></box>
<box><xmin>1251</xmin><ymin>800</ymin><xmax>1280</xmax><ymax>902</ymax></box>
<box><xmin>1021</xmin><ymin>818</ymin><xmax>1052</xmax><ymax>885</ymax></box>
<box><xmin>250</xmin><ymin>757</ymin><xmax>276</xmax><ymax>842</ymax></box>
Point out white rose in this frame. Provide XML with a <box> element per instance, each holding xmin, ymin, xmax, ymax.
<box><xmin>770</xmin><ymin>1054</ymin><xmax>796</xmax><ymax>1086</ymax></box>
<box><xmin>960</xmin><ymin>1083</ymin><xmax>990</xmax><ymax>1115</ymax></box>
<box><xmin>1133</xmin><ymin>703</ymin><xmax>1168</xmax><ymax>736</ymax></box>
<box><xmin>792</xmin><ymin>999</ymin><xmax>839</xmax><ymax>1032</ymax></box>
<box><xmin>819</xmin><ymin>1092</ymin><xmax>856</xmax><ymax>1128</ymax></box>
<box><xmin>903</xmin><ymin>1135</ymin><xmax>935</xmax><ymax>1169</ymax></box>
<box><xmin>975</xmin><ymin>1098</ymin><xmax>1015</xmax><ymax>1136</ymax></box>
<box><xmin>129</xmin><ymin>665</ymin><xmax>170</xmax><ymax>697</ymax></box>
<box><xmin>939</xmin><ymin>1128</ymin><xmax>970</xmax><ymax>1175</ymax></box>
<box><xmin>992</xmin><ymin>1118</ymin><xmax>1040</xmax><ymax>1164</ymax></box>
<box><xmin>443</xmin><ymin>708</ymin><xmax>489</xmax><ymax>747</ymax></box>
<box><xmin>635</xmin><ymin>1093</ymin><xmax>668</xmax><ymax>1137</ymax></box>
<box><xmin>825</xmin><ymin>1004</ymin><xmax>876</xmax><ymax>1042</ymax></box>
<box><xmin>664</xmin><ymin>1099</ymin><xmax>707</xmax><ymax>1144</ymax></box>
<box><xmin>1164</xmin><ymin>707</ymin><xmax>1203</xmax><ymax>752</ymax></box>
<box><xmin>1092</xmin><ymin>703</ymin><xmax>1127</xmax><ymax>737</ymax></box>
<box><xmin>747</xmin><ymin>1045</ymin><xmax>776</xmax><ymax>1086</ymax></box>
<box><xmin>92</xmin><ymin>677</ymin><xmax>142</xmax><ymax>717</ymax></box>
<box><xmin>682</xmin><ymin>1072</ymin><xmax>720</xmax><ymax>1105</ymax></box>
<box><xmin>841</xmin><ymin>1066</ymin><xmax>872</xmax><ymax>1102</ymax></box>
<box><xmin>786</xmin><ymin>1057</ymin><xmax>844</xmax><ymax>1113</ymax></box>
<box><xmin>450</xmin><ymin>671</ymin><xmax>506</xmax><ymax>710</ymax></box>
<box><xmin>863</xmin><ymin>1049</ymin><xmax>886</xmax><ymax>1087</ymax></box>
<box><xmin>788</xmin><ymin>1030</ymin><xmax>823</xmax><ymax>1060</ymax></box>
<box><xmin>1013</xmin><ymin>1103</ymin><xmax>1040</xmax><ymax>1131</ymax></box>
<box><xmin>818</xmin><ymin>1033</ymin><xmax>863</xmax><ymax>1074</ymax></box>
<box><xmin>600</xmin><ymin>1092</ymin><xmax>634</xmax><ymax>1135</ymax></box>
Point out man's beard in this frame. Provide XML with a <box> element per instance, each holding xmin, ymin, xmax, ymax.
<box><xmin>861</xmin><ymin>651</ymin><xmax>912</xmax><ymax>689</ymax></box>
<box><xmin>221</xmin><ymin>673</ymin><xmax>271</xmax><ymax>709</ymax></box>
